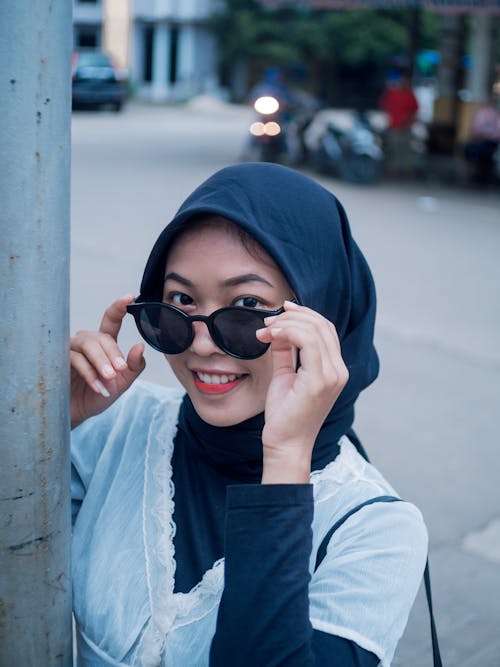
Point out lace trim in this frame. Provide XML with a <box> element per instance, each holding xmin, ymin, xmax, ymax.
<box><xmin>310</xmin><ymin>437</ymin><xmax>400</xmax><ymax>524</ymax></box>
<box><xmin>310</xmin><ymin>437</ymin><xmax>370</xmax><ymax>499</ymax></box>
<box><xmin>134</xmin><ymin>391</ymin><xmax>226</xmax><ymax>666</ymax></box>
<box><xmin>171</xmin><ymin>557</ymin><xmax>225</xmax><ymax>630</ymax></box>
<box><xmin>134</xmin><ymin>392</ymin><xmax>183</xmax><ymax>667</ymax></box>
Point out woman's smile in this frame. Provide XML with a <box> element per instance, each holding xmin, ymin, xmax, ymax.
<box><xmin>192</xmin><ymin>370</ymin><xmax>248</xmax><ymax>395</ymax></box>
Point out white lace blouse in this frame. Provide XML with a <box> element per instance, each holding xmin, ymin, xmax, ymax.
<box><xmin>71</xmin><ymin>381</ymin><xmax>427</xmax><ymax>666</ymax></box>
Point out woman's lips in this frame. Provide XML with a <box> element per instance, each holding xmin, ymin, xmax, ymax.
<box><xmin>192</xmin><ymin>371</ymin><xmax>247</xmax><ymax>395</ymax></box>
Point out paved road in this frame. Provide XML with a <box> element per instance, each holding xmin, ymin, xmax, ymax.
<box><xmin>72</xmin><ymin>101</ymin><xmax>500</xmax><ymax>666</ymax></box>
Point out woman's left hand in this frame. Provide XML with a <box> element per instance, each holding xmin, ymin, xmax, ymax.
<box><xmin>256</xmin><ymin>301</ymin><xmax>349</xmax><ymax>484</ymax></box>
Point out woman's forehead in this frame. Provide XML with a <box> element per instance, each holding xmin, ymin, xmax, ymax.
<box><xmin>163</xmin><ymin>220</ymin><xmax>294</xmax><ymax>296</ymax></box>
<box><xmin>165</xmin><ymin>216</ymin><xmax>277</xmax><ymax>269</ymax></box>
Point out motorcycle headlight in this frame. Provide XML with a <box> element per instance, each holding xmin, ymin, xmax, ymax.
<box><xmin>264</xmin><ymin>121</ymin><xmax>281</xmax><ymax>136</ymax></box>
<box><xmin>254</xmin><ymin>96</ymin><xmax>280</xmax><ymax>115</ymax></box>
<box><xmin>250</xmin><ymin>122</ymin><xmax>266</xmax><ymax>136</ymax></box>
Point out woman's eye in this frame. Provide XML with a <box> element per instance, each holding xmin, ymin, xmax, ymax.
<box><xmin>170</xmin><ymin>293</ymin><xmax>193</xmax><ymax>307</ymax></box>
<box><xmin>234</xmin><ymin>296</ymin><xmax>261</xmax><ymax>309</ymax></box>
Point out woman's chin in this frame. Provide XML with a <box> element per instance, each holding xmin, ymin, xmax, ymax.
<box><xmin>189</xmin><ymin>394</ymin><xmax>262</xmax><ymax>428</ymax></box>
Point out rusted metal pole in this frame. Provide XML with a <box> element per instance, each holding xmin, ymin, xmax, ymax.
<box><xmin>0</xmin><ymin>2</ymin><xmax>72</xmax><ymax>664</ymax></box>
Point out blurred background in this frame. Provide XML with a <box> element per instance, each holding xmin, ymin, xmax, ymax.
<box><xmin>71</xmin><ymin>1</ymin><xmax>500</xmax><ymax>665</ymax></box>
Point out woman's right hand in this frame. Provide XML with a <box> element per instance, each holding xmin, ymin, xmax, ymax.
<box><xmin>70</xmin><ymin>294</ymin><xmax>146</xmax><ymax>429</ymax></box>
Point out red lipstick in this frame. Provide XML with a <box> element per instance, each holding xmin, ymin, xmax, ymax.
<box><xmin>192</xmin><ymin>373</ymin><xmax>246</xmax><ymax>395</ymax></box>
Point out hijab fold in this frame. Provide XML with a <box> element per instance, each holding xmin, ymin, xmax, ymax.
<box><xmin>140</xmin><ymin>163</ymin><xmax>378</xmax><ymax>475</ymax></box>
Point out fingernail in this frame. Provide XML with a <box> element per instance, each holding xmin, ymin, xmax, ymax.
<box><xmin>256</xmin><ymin>327</ymin><xmax>267</xmax><ymax>335</ymax></box>
<box><xmin>284</xmin><ymin>300</ymin><xmax>299</xmax><ymax>308</ymax></box>
<box><xmin>102</xmin><ymin>364</ymin><xmax>115</xmax><ymax>378</ymax></box>
<box><xmin>93</xmin><ymin>379</ymin><xmax>110</xmax><ymax>398</ymax></box>
<box><xmin>114</xmin><ymin>356</ymin><xmax>127</xmax><ymax>369</ymax></box>
<box><xmin>271</xmin><ymin>327</ymin><xmax>283</xmax><ymax>335</ymax></box>
<box><xmin>264</xmin><ymin>315</ymin><xmax>277</xmax><ymax>324</ymax></box>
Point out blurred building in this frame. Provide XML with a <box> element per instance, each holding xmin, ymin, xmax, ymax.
<box><xmin>73</xmin><ymin>0</ymin><xmax>219</xmax><ymax>101</ymax></box>
<box><xmin>73</xmin><ymin>0</ymin><xmax>104</xmax><ymax>50</ymax></box>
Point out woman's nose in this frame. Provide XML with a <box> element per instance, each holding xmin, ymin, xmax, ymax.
<box><xmin>189</xmin><ymin>320</ymin><xmax>221</xmax><ymax>356</ymax></box>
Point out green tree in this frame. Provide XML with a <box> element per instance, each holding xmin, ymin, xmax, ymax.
<box><xmin>211</xmin><ymin>2</ymin><xmax>438</xmax><ymax>104</ymax></box>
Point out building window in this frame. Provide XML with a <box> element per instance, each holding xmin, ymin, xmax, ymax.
<box><xmin>75</xmin><ymin>27</ymin><xmax>100</xmax><ymax>49</ymax></box>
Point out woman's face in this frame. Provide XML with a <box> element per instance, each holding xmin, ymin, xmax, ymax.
<box><xmin>163</xmin><ymin>221</ymin><xmax>293</xmax><ymax>427</ymax></box>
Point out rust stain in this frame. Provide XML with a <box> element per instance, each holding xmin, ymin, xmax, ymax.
<box><xmin>38</xmin><ymin>368</ymin><xmax>50</xmax><ymax>539</ymax></box>
<box><xmin>0</xmin><ymin>599</ymin><xmax>13</xmax><ymax>640</ymax></box>
<box><xmin>46</xmin><ymin>571</ymin><xmax>69</xmax><ymax>595</ymax></box>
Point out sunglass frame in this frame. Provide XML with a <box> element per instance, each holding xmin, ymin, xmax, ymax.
<box><xmin>127</xmin><ymin>300</ymin><xmax>285</xmax><ymax>360</ymax></box>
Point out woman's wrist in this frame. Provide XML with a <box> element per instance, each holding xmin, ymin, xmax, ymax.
<box><xmin>261</xmin><ymin>447</ymin><xmax>312</xmax><ymax>484</ymax></box>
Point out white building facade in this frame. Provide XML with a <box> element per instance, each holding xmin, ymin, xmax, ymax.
<box><xmin>73</xmin><ymin>0</ymin><xmax>104</xmax><ymax>50</ymax></box>
<box><xmin>132</xmin><ymin>0</ymin><xmax>219</xmax><ymax>101</ymax></box>
<box><xmin>73</xmin><ymin>0</ymin><xmax>220</xmax><ymax>101</ymax></box>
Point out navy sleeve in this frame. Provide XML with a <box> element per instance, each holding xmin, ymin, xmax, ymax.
<box><xmin>312</xmin><ymin>631</ymin><xmax>379</xmax><ymax>666</ymax></box>
<box><xmin>209</xmin><ymin>484</ymin><xmax>379</xmax><ymax>666</ymax></box>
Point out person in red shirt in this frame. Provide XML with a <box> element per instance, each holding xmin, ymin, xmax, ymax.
<box><xmin>380</xmin><ymin>74</ymin><xmax>419</xmax><ymax>178</ymax></box>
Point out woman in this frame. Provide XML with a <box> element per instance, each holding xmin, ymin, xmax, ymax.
<box><xmin>70</xmin><ymin>163</ymin><xmax>427</xmax><ymax>666</ymax></box>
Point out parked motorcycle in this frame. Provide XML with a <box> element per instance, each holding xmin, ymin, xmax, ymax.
<box><xmin>304</xmin><ymin>109</ymin><xmax>385</xmax><ymax>184</ymax></box>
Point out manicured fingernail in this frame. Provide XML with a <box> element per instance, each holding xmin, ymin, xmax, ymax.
<box><xmin>284</xmin><ymin>300</ymin><xmax>299</xmax><ymax>308</ymax></box>
<box><xmin>102</xmin><ymin>364</ymin><xmax>115</xmax><ymax>378</ymax></box>
<box><xmin>114</xmin><ymin>356</ymin><xmax>127</xmax><ymax>369</ymax></box>
<box><xmin>93</xmin><ymin>379</ymin><xmax>110</xmax><ymax>398</ymax></box>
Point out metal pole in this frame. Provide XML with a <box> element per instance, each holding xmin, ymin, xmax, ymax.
<box><xmin>0</xmin><ymin>2</ymin><xmax>72</xmax><ymax>665</ymax></box>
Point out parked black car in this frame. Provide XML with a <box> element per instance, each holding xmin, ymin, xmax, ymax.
<box><xmin>72</xmin><ymin>51</ymin><xmax>126</xmax><ymax>112</ymax></box>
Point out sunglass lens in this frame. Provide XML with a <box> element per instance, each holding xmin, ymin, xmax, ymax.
<box><xmin>138</xmin><ymin>305</ymin><xmax>191</xmax><ymax>354</ymax></box>
<box><xmin>214</xmin><ymin>309</ymin><xmax>269</xmax><ymax>359</ymax></box>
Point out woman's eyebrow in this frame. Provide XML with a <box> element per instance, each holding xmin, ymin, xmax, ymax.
<box><xmin>164</xmin><ymin>272</ymin><xmax>274</xmax><ymax>288</ymax></box>
<box><xmin>222</xmin><ymin>274</ymin><xmax>274</xmax><ymax>288</ymax></box>
<box><xmin>164</xmin><ymin>272</ymin><xmax>192</xmax><ymax>286</ymax></box>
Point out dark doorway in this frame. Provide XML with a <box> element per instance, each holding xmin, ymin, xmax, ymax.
<box><xmin>169</xmin><ymin>26</ymin><xmax>179</xmax><ymax>84</ymax></box>
<box><xmin>143</xmin><ymin>25</ymin><xmax>154</xmax><ymax>83</ymax></box>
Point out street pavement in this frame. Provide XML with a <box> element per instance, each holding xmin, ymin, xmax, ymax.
<box><xmin>71</xmin><ymin>101</ymin><xmax>500</xmax><ymax>666</ymax></box>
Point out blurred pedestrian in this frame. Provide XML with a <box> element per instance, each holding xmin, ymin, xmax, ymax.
<box><xmin>248</xmin><ymin>66</ymin><xmax>294</xmax><ymax>111</ymax></box>
<box><xmin>380</xmin><ymin>73</ymin><xmax>419</xmax><ymax>178</ymax></box>
<box><xmin>463</xmin><ymin>98</ymin><xmax>500</xmax><ymax>185</ymax></box>
<box><xmin>70</xmin><ymin>164</ymin><xmax>428</xmax><ymax>666</ymax></box>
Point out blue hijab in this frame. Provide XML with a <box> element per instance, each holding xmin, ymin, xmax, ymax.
<box><xmin>140</xmin><ymin>163</ymin><xmax>378</xmax><ymax>476</ymax></box>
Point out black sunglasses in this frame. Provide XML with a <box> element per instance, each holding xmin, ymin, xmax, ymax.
<box><xmin>127</xmin><ymin>300</ymin><xmax>286</xmax><ymax>360</ymax></box>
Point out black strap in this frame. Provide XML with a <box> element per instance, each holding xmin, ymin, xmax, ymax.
<box><xmin>424</xmin><ymin>559</ymin><xmax>443</xmax><ymax>667</ymax></box>
<box><xmin>314</xmin><ymin>495</ymin><xmax>443</xmax><ymax>667</ymax></box>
